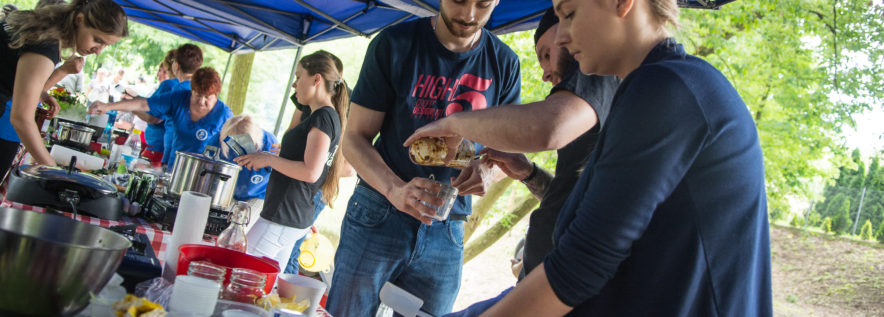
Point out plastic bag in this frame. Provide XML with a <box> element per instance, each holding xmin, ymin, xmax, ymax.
<box><xmin>134</xmin><ymin>277</ymin><xmax>173</xmax><ymax>309</ymax></box>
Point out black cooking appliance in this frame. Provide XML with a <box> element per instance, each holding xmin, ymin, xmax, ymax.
<box><xmin>5</xmin><ymin>160</ymin><xmax>123</xmax><ymax>220</ymax></box>
<box><xmin>107</xmin><ymin>225</ymin><xmax>162</xmax><ymax>292</ymax></box>
<box><xmin>144</xmin><ymin>195</ymin><xmax>231</xmax><ymax>236</ymax></box>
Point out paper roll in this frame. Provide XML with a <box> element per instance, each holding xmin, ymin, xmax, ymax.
<box><xmin>163</xmin><ymin>191</ymin><xmax>212</xmax><ymax>280</ymax></box>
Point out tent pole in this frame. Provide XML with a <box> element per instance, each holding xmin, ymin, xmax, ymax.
<box><xmin>274</xmin><ymin>45</ymin><xmax>304</xmax><ymax>135</ymax></box>
<box><xmin>221</xmin><ymin>52</ymin><xmax>233</xmax><ymax>87</ymax></box>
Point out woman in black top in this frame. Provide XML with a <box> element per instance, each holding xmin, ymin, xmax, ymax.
<box><xmin>235</xmin><ymin>51</ymin><xmax>349</xmax><ymax>269</ymax></box>
<box><xmin>0</xmin><ymin>0</ymin><xmax>127</xmax><ymax>177</ymax></box>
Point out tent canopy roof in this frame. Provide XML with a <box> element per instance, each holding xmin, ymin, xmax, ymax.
<box><xmin>117</xmin><ymin>0</ymin><xmax>735</xmax><ymax>53</ymax></box>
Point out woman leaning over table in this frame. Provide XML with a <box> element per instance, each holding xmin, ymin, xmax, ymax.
<box><xmin>233</xmin><ymin>51</ymin><xmax>349</xmax><ymax>270</ymax></box>
<box><xmin>0</xmin><ymin>0</ymin><xmax>128</xmax><ymax>177</ymax></box>
<box><xmin>89</xmin><ymin>67</ymin><xmax>233</xmax><ymax>166</ymax></box>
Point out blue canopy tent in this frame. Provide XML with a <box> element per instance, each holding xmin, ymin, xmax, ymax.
<box><xmin>115</xmin><ymin>0</ymin><xmax>554</xmax><ymax>132</ymax></box>
<box><xmin>114</xmin><ymin>0</ymin><xmax>735</xmax><ymax>132</ymax></box>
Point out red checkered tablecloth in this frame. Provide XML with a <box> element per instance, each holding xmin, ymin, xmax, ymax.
<box><xmin>0</xmin><ymin>199</ymin><xmax>173</xmax><ymax>266</ymax></box>
<box><xmin>0</xmin><ymin>199</ymin><xmax>333</xmax><ymax>316</ymax></box>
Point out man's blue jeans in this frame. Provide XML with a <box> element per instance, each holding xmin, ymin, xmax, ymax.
<box><xmin>326</xmin><ymin>185</ymin><xmax>465</xmax><ymax>317</ymax></box>
<box><xmin>284</xmin><ymin>192</ymin><xmax>326</xmax><ymax>274</ymax></box>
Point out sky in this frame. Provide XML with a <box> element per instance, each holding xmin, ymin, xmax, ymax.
<box><xmin>845</xmin><ymin>108</ymin><xmax>884</xmax><ymax>157</ymax></box>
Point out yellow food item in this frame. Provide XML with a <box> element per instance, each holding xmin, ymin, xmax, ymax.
<box><xmin>112</xmin><ymin>294</ymin><xmax>166</xmax><ymax>317</ymax></box>
<box><xmin>258</xmin><ymin>294</ymin><xmax>311</xmax><ymax>313</ymax></box>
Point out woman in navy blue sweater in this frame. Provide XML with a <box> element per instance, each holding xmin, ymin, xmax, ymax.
<box><xmin>441</xmin><ymin>0</ymin><xmax>772</xmax><ymax>316</ymax></box>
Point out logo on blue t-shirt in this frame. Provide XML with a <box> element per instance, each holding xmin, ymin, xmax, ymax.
<box><xmin>410</xmin><ymin>73</ymin><xmax>492</xmax><ymax>120</ymax></box>
<box><xmin>195</xmin><ymin>129</ymin><xmax>208</xmax><ymax>141</ymax></box>
<box><xmin>250</xmin><ymin>174</ymin><xmax>264</xmax><ymax>184</ymax></box>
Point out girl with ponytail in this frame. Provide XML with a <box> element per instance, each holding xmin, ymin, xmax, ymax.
<box><xmin>235</xmin><ymin>50</ymin><xmax>349</xmax><ymax>268</ymax></box>
<box><xmin>1</xmin><ymin>0</ymin><xmax>128</xmax><ymax>177</ymax></box>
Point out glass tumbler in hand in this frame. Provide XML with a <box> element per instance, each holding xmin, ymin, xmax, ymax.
<box><xmin>217</xmin><ymin>201</ymin><xmax>250</xmax><ymax>252</ymax></box>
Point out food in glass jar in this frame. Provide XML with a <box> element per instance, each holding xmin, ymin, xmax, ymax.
<box><xmin>408</xmin><ymin>137</ymin><xmax>475</xmax><ymax>169</ymax></box>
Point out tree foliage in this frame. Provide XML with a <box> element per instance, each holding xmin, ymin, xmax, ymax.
<box><xmin>814</xmin><ymin>149</ymin><xmax>884</xmax><ymax>238</ymax></box>
<box><xmin>678</xmin><ymin>0</ymin><xmax>884</xmax><ymax>215</ymax></box>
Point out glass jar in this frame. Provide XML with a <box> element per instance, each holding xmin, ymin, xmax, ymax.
<box><xmin>187</xmin><ymin>260</ymin><xmax>227</xmax><ymax>285</ymax></box>
<box><xmin>34</xmin><ymin>107</ymin><xmax>53</xmax><ymax>138</ymax></box>
<box><xmin>220</xmin><ymin>268</ymin><xmax>266</xmax><ymax>305</ymax></box>
<box><xmin>408</xmin><ymin>137</ymin><xmax>475</xmax><ymax>169</ymax></box>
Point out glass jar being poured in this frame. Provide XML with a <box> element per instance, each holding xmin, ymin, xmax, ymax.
<box><xmin>408</xmin><ymin>137</ymin><xmax>475</xmax><ymax>169</ymax></box>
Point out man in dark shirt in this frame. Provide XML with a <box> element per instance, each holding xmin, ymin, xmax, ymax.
<box><xmin>478</xmin><ymin>9</ymin><xmax>619</xmax><ymax>279</ymax></box>
<box><xmin>328</xmin><ymin>1</ymin><xmax>521</xmax><ymax>316</ymax></box>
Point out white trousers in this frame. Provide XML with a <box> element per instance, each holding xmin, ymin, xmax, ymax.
<box><xmin>246</xmin><ymin>217</ymin><xmax>309</xmax><ymax>271</ymax></box>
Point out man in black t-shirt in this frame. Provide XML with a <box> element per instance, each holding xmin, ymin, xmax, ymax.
<box><xmin>329</xmin><ymin>1</ymin><xmax>520</xmax><ymax>316</ymax></box>
<box><xmin>404</xmin><ymin>7</ymin><xmax>620</xmax><ymax>280</ymax></box>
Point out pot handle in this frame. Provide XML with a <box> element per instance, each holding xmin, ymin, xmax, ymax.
<box><xmin>199</xmin><ymin>169</ymin><xmax>231</xmax><ymax>181</ymax></box>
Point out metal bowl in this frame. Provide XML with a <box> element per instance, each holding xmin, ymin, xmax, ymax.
<box><xmin>54</xmin><ymin>121</ymin><xmax>96</xmax><ymax>147</ymax></box>
<box><xmin>0</xmin><ymin>208</ymin><xmax>131</xmax><ymax>316</ymax></box>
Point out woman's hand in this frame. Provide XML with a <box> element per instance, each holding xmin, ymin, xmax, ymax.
<box><xmin>40</xmin><ymin>91</ymin><xmax>60</xmax><ymax>116</ymax></box>
<box><xmin>59</xmin><ymin>57</ymin><xmax>85</xmax><ymax>75</ymax></box>
<box><xmin>88</xmin><ymin>101</ymin><xmax>109</xmax><ymax>114</ymax></box>
<box><xmin>234</xmin><ymin>151</ymin><xmax>277</xmax><ymax>171</ymax></box>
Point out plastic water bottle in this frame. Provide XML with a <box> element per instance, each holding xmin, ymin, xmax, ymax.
<box><xmin>126</xmin><ymin>129</ymin><xmax>143</xmax><ymax>158</ymax></box>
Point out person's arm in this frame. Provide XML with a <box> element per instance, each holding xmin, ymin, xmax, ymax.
<box><xmin>404</xmin><ymin>90</ymin><xmax>596</xmax><ymax>153</ymax></box>
<box><xmin>133</xmin><ymin>111</ymin><xmax>162</xmax><ymax>124</ymax></box>
<box><xmin>481</xmin><ymin>149</ymin><xmax>553</xmax><ymax>199</ymax></box>
<box><xmin>10</xmin><ymin>53</ymin><xmax>56</xmax><ymax>166</ymax></box>
<box><xmin>481</xmin><ymin>264</ymin><xmax>572</xmax><ymax>317</ymax></box>
<box><xmin>288</xmin><ymin>108</ymin><xmax>304</xmax><ymax>130</ymax></box>
<box><xmin>88</xmin><ymin>97</ymin><xmax>149</xmax><ymax>114</ymax></box>
<box><xmin>343</xmin><ymin>103</ymin><xmax>440</xmax><ymax>225</ymax></box>
<box><xmin>235</xmin><ymin>127</ymin><xmax>329</xmax><ymax>182</ymax></box>
<box><xmin>43</xmin><ymin>57</ymin><xmax>84</xmax><ymax>91</ymax></box>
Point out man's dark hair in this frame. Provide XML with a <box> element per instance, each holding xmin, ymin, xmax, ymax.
<box><xmin>176</xmin><ymin>43</ymin><xmax>203</xmax><ymax>74</ymax></box>
<box><xmin>534</xmin><ymin>7</ymin><xmax>559</xmax><ymax>44</ymax></box>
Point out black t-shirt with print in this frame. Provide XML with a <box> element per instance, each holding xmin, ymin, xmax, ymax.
<box><xmin>521</xmin><ymin>69</ymin><xmax>620</xmax><ymax>277</ymax></box>
<box><xmin>261</xmin><ymin>106</ymin><xmax>341</xmax><ymax>228</ymax></box>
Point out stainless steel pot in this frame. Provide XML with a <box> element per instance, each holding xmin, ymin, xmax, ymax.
<box><xmin>0</xmin><ymin>207</ymin><xmax>131</xmax><ymax>316</ymax></box>
<box><xmin>54</xmin><ymin>121</ymin><xmax>96</xmax><ymax>147</ymax></box>
<box><xmin>169</xmin><ymin>147</ymin><xmax>241</xmax><ymax>209</ymax></box>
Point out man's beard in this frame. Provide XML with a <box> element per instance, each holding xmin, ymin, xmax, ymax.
<box><xmin>556</xmin><ymin>47</ymin><xmax>578</xmax><ymax>79</ymax></box>
<box><xmin>440</xmin><ymin>9</ymin><xmax>482</xmax><ymax>38</ymax></box>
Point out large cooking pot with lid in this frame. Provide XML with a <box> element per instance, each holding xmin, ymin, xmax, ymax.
<box><xmin>0</xmin><ymin>207</ymin><xmax>131</xmax><ymax>316</ymax></box>
<box><xmin>54</xmin><ymin>121</ymin><xmax>96</xmax><ymax>147</ymax></box>
<box><xmin>169</xmin><ymin>146</ymin><xmax>241</xmax><ymax>209</ymax></box>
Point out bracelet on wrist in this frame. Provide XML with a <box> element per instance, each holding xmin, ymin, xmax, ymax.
<box><xmin>521</xmin><ymin>162</ymin><xmax>538</xmax><ymax>182</ymax></box>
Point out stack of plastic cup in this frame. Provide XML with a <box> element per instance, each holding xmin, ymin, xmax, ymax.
<box><xmin>168</xmin><ymin>275</ymin><xmax>222</xmax><ymax>316</ymax></box>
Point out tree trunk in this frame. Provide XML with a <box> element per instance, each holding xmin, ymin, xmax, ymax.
<box><xmin>225</xmin><ymin>52</ymin><xmax>256</xmax><ymax>115</ymax></box>
<box><xmin>464</xmin><ymin>178</ymin><xmax>515</xmax><ymax>243</ymax></box>
<box><xmin>463</xmin><ymin>194</ymin><xmax>539</xmax><ymax>264</ymax></box>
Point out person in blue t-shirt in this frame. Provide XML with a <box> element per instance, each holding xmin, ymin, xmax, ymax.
<box><xmin>414</xmin><ymin>0</ymin><xmax>772</xmax><ymax>316</ymax></box>
<box><xmin>138</xmin><ymin>49</ymin><xmax>177</xmax><ymax>164</ymax></box>
<box><xmin>210</xmin><ymin>114</ymin><xmax>278</xmax><ymax>232</ymax></box>
<box><xmin>135</xmin><ymin>44</ymin><xmax>203</xmax><ymax>169</ymax></box>
<box><xmin>326</xmin><ymin>1</ymin><xmax>521</xmax><ymax>316</ymax></box>
<box><xmin>89</xmin><ymin>67</ymin><xmax>233</xmax><ymax>166</ymax></box>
